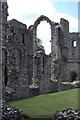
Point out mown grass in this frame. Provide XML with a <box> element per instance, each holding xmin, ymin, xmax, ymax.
<box><xmin>8</xmin><ymin>88</ymin><xmax>79</xmax><ymax>119</ymax></box>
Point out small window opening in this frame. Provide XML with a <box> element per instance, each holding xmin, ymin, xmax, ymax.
<box><xmin>43</xmin><ymin>56</ymin><xmax>44</xmax><ymax>74</ymax></box>
<box><xmin>70</xmin><ymin>71</ymin><xmax>77</xmax><ymax>82</ymax></box>
<box><xmin>72</xmin><ymin>40</ymin><xmax>76</xmax><ymax>47</ymax></box>
<box><xmin>4</xmin><ymin>65</ymin><xmax>8</xmax><ymax>86</ymax></box>
<box><xmin>22</xmin><ymin>33</ymin><xmax>25</xmax><ymax>44</ymax></box>
<box><xmin>4</xmin><ymin>51</ymin><xmax>8</xmax><ymax>86</ymax></box>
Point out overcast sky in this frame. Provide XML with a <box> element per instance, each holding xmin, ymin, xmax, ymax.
<box><xmin>7</xmin><ymin>0</ymin><xmax>79</xmax><ymax>54</ymax></box>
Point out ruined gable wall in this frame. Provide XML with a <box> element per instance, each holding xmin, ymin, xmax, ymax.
<box><xmin>6</xmin><ymin>17</ymin><xmax>80</xmax><ymax>100</ymax></box>
<box><xmin>5</xmin><ymin>20</ymin><xmax>34</xmax><ymax>100</ymax></box>
<box><xmin>65</xmin><ymin>33</ymin><xmax>80</xmax><ymax>83</ymax></box>
<box><xmin>3</xmin><ymin>5</ymin><xmax>79</xmax><ymax>100</ymax></box>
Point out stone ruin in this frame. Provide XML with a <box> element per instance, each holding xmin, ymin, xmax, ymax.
<box><xmin>0</xmin><ymin>0</ymin><xmax>80</xmax><ymax>101</ymax></box>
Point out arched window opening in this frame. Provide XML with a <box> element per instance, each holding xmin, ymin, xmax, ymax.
<box><xmin>4</xmin><ymin>51</ymin><xmax>8</xmax><ymax>86</ymax></box>
<box><xmin>22</xmin><ymin>33</ymin><xmax>25</xmax><ymax>44</ymax></box>
<box><xmin>37</xmin><ymin>21</ymin><xmax>51</xmax><ymax>55</ymax></box>
<box><xmin>4</xmin><ymin>66</ymin><xmax>8</xmax><ymax>86</ymax></box>
<box><xmin>70</xmin><ymin>71</ymin><xmax>77</xmax><ymax>82</ymax></box>
<box><xmin>72</xmin><ymin>40</ymin><xmax>77</xmax><ymax>47</ymax></box>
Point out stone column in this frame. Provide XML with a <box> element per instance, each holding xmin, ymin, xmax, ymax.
<box><xmin>32</xmin><ymin>54</ymin><xmax>40</xmax><ymax>87</ymax></box>
<box><xmin>0</xmin><ymin>0</ymin><xmax>8</xmax><ymax>118</ymax></box>
<box><xmin>31</xmin><ymin>28</ymin><xmax>39</xmax><ymax>87</ymax></box>
<box><xmin>51</xmin><ymin>24</ymin><xmax>57</xmax><ymax>82</ymax></box>
<box><xmin>0</xmin><ymin>1</ymin><xmax>2</xmax><ymax>119</ymax></box>
<box><xmin>51</xmin><ymin>25</ymin><xmax>62</xmax><ymax>82</ymax></box>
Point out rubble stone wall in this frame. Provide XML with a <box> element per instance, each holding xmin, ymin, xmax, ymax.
<box><xmin>1</xmin><ymin>1</ymin><xmax>80</xmax><ymax>101</ymax></box>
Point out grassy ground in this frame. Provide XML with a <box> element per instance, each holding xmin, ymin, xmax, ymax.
<box><xmin>9</xmin><ymin>88</ymin><xmax>79</xmax><ymax>119</ymax></box>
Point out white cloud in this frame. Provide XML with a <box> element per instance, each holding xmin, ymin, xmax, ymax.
<box><xmin>7</xmin><ymin>0</ymin><xmax>56</xmax><ymax>20</ymax></box>
<box><xmin>7</xmin><ymin>0</ymin><xmax>78</xmax><ymax>54</ymax></box>
<box><xmin>56</xmin><ymin>13</ymin><xmax>78</xmax><ymax>32</ymax></box>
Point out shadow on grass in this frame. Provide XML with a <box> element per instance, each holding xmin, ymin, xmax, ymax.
<box><xmin>23</xmin><ymin>114</ymin><xmax>51</xmax><ymax>120</ymax></box>
<box><xmin>30</xmin><ymin>118</ymin><xmax>50</xmax><ymax>120</ymax></box>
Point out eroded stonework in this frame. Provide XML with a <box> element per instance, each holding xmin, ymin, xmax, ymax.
<box><xmin>1</xmin><ymin>1</ymin><xmax>80</xmax><ymax>101</ymax></box>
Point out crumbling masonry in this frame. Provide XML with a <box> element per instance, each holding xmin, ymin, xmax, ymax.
<box><xmin>1</xmin><ymin>0</ymin><xmax>80</xmax><ymax>100</ymax></box>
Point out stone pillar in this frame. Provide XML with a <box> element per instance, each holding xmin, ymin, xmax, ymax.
<box><xmin>0</xmin><ymin>0</ymin><xmax>8</xmax><ymax>118</ymax></box>
<box><xmin>2</xmin><ymin>0</ymin><xmax>8</xmax><ymax>98</ymax></box>
<box><xmin>51</xmin><ymin>25</ymin><xmax>62</xmax><ymax>82</ymax></box>
<box><xmin>31</xmin><ymin>27</ymin><xmax>41</xmax><ymax>87</ymax></box>
<box><xmin>32</xmin><ymin>54</ymin><xmax>41</xmax><ymax>87</ymax></box>
<box><xmin>60</xmin><ymin>18</ymin><xmax>69</xmax><ymax>47</ymax></box>
<box><xmin>0</xmin><ymin>1</ymin><xmax>2</xmax><ymax>119</ymax></box>
<box><xmin>51</xmin><ymin>25</ymin><xmax>56</xmax><ymax>81</ymax></box>
<box><xmin>51</xmin><ymin>23</ymin><xmax>56</xmax><ymax>59</ymax></box>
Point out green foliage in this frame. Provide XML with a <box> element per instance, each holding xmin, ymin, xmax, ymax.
<box><xmin>35</xmin><ymin>38</ymin><xmax>45</xmax><ymax>53</ymax></box>
<box><xmin>9</xmin><ymin>88</ymin><xmax>79</xmax><ymax>118</ymax></box>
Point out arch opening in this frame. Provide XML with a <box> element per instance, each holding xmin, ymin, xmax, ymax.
<box><xmin>72</xmin><ymin>40</ymin><xmax>77</xmax><ymax>47</ymax></box>
<box><xmin>33</xmin><ymin>15</ymin><xmax>53</xmax><ymax>55</ymax></box>
<box><xmin>70</xmin><ymin>71</ymin><xmax>77</xmax><ymax>82</ymax></box>
<box><xmin>37</xmin><ymin>21</ymin><xmax>51</xmax><ymax>55</ymax></box>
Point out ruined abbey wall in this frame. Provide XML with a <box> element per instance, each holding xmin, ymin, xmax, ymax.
<box><xmin>1</xmin><ymin>0</ymin><xmax>80</xmax><ymax>101</ymax></box>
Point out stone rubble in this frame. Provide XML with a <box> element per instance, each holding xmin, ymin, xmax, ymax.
<box><xmin>51</xmin><ymin>108</ymin><xmax>80</xmax><ymax>120</ymax></box>
<box><xmin>1</xmin><ymin>102</ymin><xmax>30</xmax><ymax>120</ymax></box>
<box><xmin>1</xmin><ymin>104</ymin><xmax>80</xmax><ymax>120</ymax></box>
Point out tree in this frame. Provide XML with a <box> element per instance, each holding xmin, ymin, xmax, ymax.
<box><xmin>35</xmin><ymin>38</ymin><xmax>45</xmax><ymax>53</ymax></box>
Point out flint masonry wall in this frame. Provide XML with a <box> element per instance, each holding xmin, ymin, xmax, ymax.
<box><xmin>29</xmin><ymin>52</ymin><xmax>57</xmax><ymax>96</ymax></box>
<box><xmin>0</xmin><ymin>1</ymin><xmax>8</xmax><ymax>119</ymax></box>
<box><xmin>65</xmin><ymin>33</ymin><xmax>79</xmax><ymax>83</ymax></box>
<box><xmin>2</xmin><ymin>0</ymin><xmax>80</xmax><ymax>101</ymax></box>
<box><xmin>0</xmin><ymin>0</ymin><xmax>8</xmax><ymax>100</ymax></box>
<box><xmin>5</xmin><ymin>19</ymin><xmax>34</xmax><ymax>100</ymax></box>
<box><xmin>40</xmin><ymin>54</ymin><xmax>57</xmax><ymax>93</ymax></box>
<box><xmin>5</xmin><ymin>18</ymin><xmax>80</xmax><ymax>100</ymax></box>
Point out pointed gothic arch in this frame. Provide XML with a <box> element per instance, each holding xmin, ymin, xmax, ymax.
<box><xmin>33</xmin><ymin>15</ymin><xmax>53</xmax><ymax>28</ymax></box>
<box><xmin>32</xmin><ymin>15</ymin><xmax>55</xmax><ymax>54</ymax></box>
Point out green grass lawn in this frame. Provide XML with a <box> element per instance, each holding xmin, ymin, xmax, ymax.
<box><xmin>9</xmin><ymin>88</ymin><xmax>79</xmax><ymax>119</ymax></box>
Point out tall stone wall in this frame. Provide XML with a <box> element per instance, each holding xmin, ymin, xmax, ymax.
<box><xmin>40</xmin><ymin>54</ymin><xmax>57</xmax><ymax>93</ymax></box>
<box><xmin>5</xmin><ymin>19</ymin><xmax>33</xmax><ymax>100</ymax></box>
<box><xmin>29</xmin><ymin>52</ymin><xmax>57</xmax><ymax>96</ymax></box>
<box><xmin>66</xmin><ymin>32</ymin><xmax>80</xmax><ymax>82</ymax></box>
<box><xmin>1</xmin><ymin>1</ymin><xmax>79</xmax><ymax>100</ymax></box>
<box><xmin>0</xmin><ymin>0</ymin><xmax>8</xmax><ymax>100</ymax></box>
<box><xmin>5</xmin><ymin>17</ymin><xmax>80</xmax><ymax>100</ymax></box>
<box><xmin>0</xmin><ymin>0</ymin><xmax>8</xmax><ymax>118</ymax></box>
